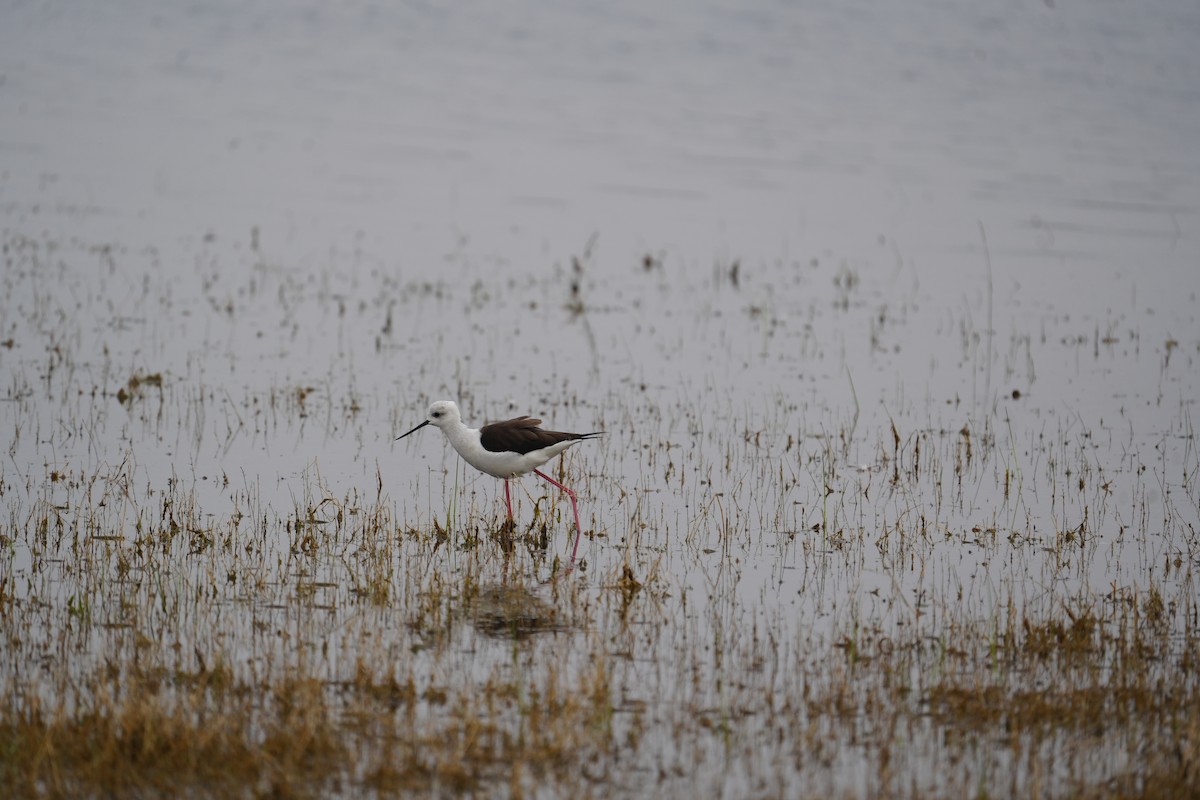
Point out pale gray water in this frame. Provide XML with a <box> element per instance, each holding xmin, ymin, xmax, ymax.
<box><xmin>2</xmin><ymin>0</ymin><xmax>1199</xmax><ymax>796</ymax></box>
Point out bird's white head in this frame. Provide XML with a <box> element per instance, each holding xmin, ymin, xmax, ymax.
<box><xmin>396</xmin><ymin>399</ymin><xmax>461</xmax><ymax>441</ymax></box>
<box><xmin>423</xmin><ymin>400</ymin><xmax>461</xmax><ymax>429</ymax></box>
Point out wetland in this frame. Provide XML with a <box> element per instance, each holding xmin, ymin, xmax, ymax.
<box><xmin>2</xmin><ymin>1</ymin><xmax>1199</xmax><ymax>797</ymax></box>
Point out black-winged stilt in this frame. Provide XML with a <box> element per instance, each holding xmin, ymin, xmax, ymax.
<box><xmin>396</xmin><ymin>400</ymin><xmax>602</xmax><ymax>559</ymax></box>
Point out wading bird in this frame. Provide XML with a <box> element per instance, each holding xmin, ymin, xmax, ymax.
<box><xmin>396</xmin><ymin>400</ymin><xmax>602</xmax><ymax>559</ymax></box>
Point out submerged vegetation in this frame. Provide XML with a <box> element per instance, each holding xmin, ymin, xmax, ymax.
<box><xmin>1</xmin><ymin>230</ymin><xmax>1197</xmax><ymax>798</ymax></box>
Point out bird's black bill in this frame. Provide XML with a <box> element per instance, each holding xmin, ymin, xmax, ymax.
<box><xmin>396</xmin><ymin>419</ymin><xmax>430</xmax><ymax>441</ymax></box>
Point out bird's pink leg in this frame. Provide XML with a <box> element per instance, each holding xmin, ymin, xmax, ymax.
<box><xmin>533</xmin><ymin>468</ymin><xmax>584</xmax><ymax>561</ymax></box>
<box><xmin>504</xmin><ymin>479</ymin><xmax>514</xmax><ymax>522</ymax></box>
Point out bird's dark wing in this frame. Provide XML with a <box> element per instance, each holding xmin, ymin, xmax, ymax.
<box><xmin>480</xmin><ymin>416</ymin><xmax>592</xmax><ymax>455</ymax></box>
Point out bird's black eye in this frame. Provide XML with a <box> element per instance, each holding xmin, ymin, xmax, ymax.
<box><xmin>432</xmin><ymin>411</ymin><xmax>442</xmax><ymax>418</ymax></box>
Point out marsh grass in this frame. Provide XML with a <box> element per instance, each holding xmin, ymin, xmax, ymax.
<box><xmin>2</xmin><ymin>230</ymin><xmax>1198</xmax><ymax>797</ymax></box>
<box><xmin>0</xmin><ymin>647</ymin><xmax>620</xmax><ymax>798</ymax></box>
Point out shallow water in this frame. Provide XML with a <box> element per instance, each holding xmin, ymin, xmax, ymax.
<box><xmin>2</xmin><ymin>0</ymin><xmax>1199</xmax><ymax>796</ymax></box>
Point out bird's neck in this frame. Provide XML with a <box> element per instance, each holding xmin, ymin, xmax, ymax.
<box><xmin>443</xmin><ymin>422</ymin><xmax>479</xmax><ymax>453</ymax></box>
